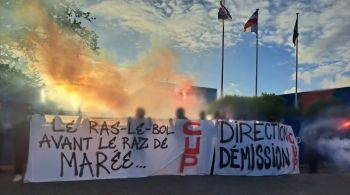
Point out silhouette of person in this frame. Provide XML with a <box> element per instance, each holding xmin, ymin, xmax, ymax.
<box><xmin>176</xmin><ymin>107</ymin><xmax>188</xmax><ymax>120</ymax></box>
<box><xmin>13</xmin><ymin>103</ymin><xmax>32</xmax><ymax>182</ymax></box>
<box><xmin>128</xmin><ymin>107</ymin><xmax>152</xmax><ymax>133</ymax></box>
<box><xmin>128</xmin><ymin>107</ymin><xmax>151</xmax><ymax>168</ymax></box>
<box><xmin>169</xmin><ymin>107</ymin><xmax>188</xmax><ymax>127</ymax></box>
<box><xmin>214</xmin><ymin>111</ymin><xmax>221</xmax><ymax>120</ymax></box>
<box><xmin>199</xmin><ymin>111</ymin><xmax>206</xmax><ymax>120</ymax></box>
<box><xmin>135</xmin><ymin>107</ymin><xmax>145</xmax><ymax>119</ymax></box>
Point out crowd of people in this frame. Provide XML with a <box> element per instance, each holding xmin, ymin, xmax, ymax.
<box><xmin>0</xmin><ymin>103</ymin><xmax>320</xmax><ymax>183</ymax></box>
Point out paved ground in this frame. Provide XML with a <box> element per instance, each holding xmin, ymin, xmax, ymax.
<box><xmin>1</xmin><ymin>171</ymin><xmax>350</xmax><ymax>195</ymax></box>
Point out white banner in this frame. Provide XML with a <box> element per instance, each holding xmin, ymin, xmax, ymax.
<box><xmin>24</xmin><ymin>115</ymin><xmax>299</xmax><ymax>183</ymax></box>
<box><xmin>24</xmin><ymin>115</ymin><xmax>215</xmax><ymax>182</ymax></box>
<box><xmin>214</xmin><ymin>120</ymin><xmax>299</xmax><ymax>176</ymax></box>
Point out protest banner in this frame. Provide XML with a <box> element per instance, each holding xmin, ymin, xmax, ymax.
<box><xmin>214</xmin><ymin>120</ymin><xmax>299</xmax><ymax>175</ymax></box>
<box><xmin>24</xmin><ymin>115</ymin><xmax>215</xmax><ymax>182</ymax></box>
<box><xmin>24</xmin><ymin>115</ymin><xmax>299</xmax><ymax>183</ymax></box>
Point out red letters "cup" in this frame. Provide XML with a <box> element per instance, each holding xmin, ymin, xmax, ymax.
<box><xmin>180</xmin><ymin>121</ymin><xmax>202</xmax><ymax>173</ymax></box>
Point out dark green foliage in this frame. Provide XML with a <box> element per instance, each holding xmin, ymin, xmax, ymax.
<box><xmin>43</xmin><ymin>0</ymin><xmax>99</xmax><ymax>52</ymax></box>
<box><xmin>303</xmin><ymin>98</ymin><xmax>344</xmax><ymax>117</ymax></box>
<box><xmin>0</xmin><ymin>0</ymin><xmax>99</xmax><ymax>65</ymax></box>
<box><xmin>0</xmin><ymin>0</ymin><xmax>100</xmax><ymax>112</ymax></box>
<box><xmin>0</xmin><ymin>64</ymin><xmax>42</xmax><ymax>103</ymax></box>
<box><xmin>208</xmin><ymin>93</ymin><xmax>288</xmax><ymax>121</ymax></box>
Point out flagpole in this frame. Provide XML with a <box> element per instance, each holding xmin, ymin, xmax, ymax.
<box><xmin>221</xmin><ymin>16</ymin><xmax>224</xmax><ymax>98</ymax></box>
<box><xmin>255</xmin><ymin>9</ymin><xmax>259</xmax><ymax>97</ymax></box>
<box><xmin>294</xmin><ymin>13</ymin><xmax>299</xmax><ymax>109</ymax></box>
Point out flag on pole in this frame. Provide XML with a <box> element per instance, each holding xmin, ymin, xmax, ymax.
<box><xmin>243</xmin><ymin>9</ymin><xmax>258</xmax><ymax>34</ymax></box>
<box><xmin>293</xmin><ymin>13</ymin><xmax>299</xmax><ymax>109</ymax></box>
<box><xmin>243</xmin><ymin>9</ymin><xmax>259</xmax><ymax>96</ymax></box>
<box><xmin>218</xmin><ymin>0</ymin><xmax>232</xmax><ymax>20</ymax></box>
<box><xmin>293</xmin><ymin>14</ymin><xmax>299</xmax><ymax>46</ymax></box>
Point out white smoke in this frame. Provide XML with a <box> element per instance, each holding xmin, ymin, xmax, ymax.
<box><xmin>300</xmin><ymin>106</ymin><xmax>350</xmax><ymax>170</ymax></box>
<box><xmin>318</xmin><ymin>138</ymin><xmax>350</xmax><ymax>169</ymax></box>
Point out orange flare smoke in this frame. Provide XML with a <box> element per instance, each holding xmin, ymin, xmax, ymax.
<box><xmin>24</xmin><ymin>1</ymin><xmax>206</xmax><ymax>118</ymax></box>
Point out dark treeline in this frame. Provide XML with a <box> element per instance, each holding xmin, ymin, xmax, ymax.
<box><xmin>208</xmin><ymin>94</ymin><xmax>289</xmax><ymax>121</ymax></box>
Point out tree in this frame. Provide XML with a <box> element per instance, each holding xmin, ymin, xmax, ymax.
<box><xmin>303</xmin><ymin>98</ymin><xmax>344</xmax><ymax>117</ymax></box>
<box><xmin>0</xmin><ymin>64</ymin><xmax>42</xmax><ymax>103</ymax></box>
<box><xmin>0</xmin><ymin>0</ymin><xmax>99</xmax><ymax>109</ymax></box>
<box><xmin>208</xmin><ymin>94</ymin><xmax>288</xmax><ymax>121</ymax></box>
<box><xmin>0</xmin><ymin>0</ymin><xmax>99</xmax><ymax>65</ymax></box>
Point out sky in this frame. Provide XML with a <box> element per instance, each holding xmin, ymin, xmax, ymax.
<box><xmin>82</xmin><ymin>0</ymin><xmax>350</xmax><ymax>97</ymax></box>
